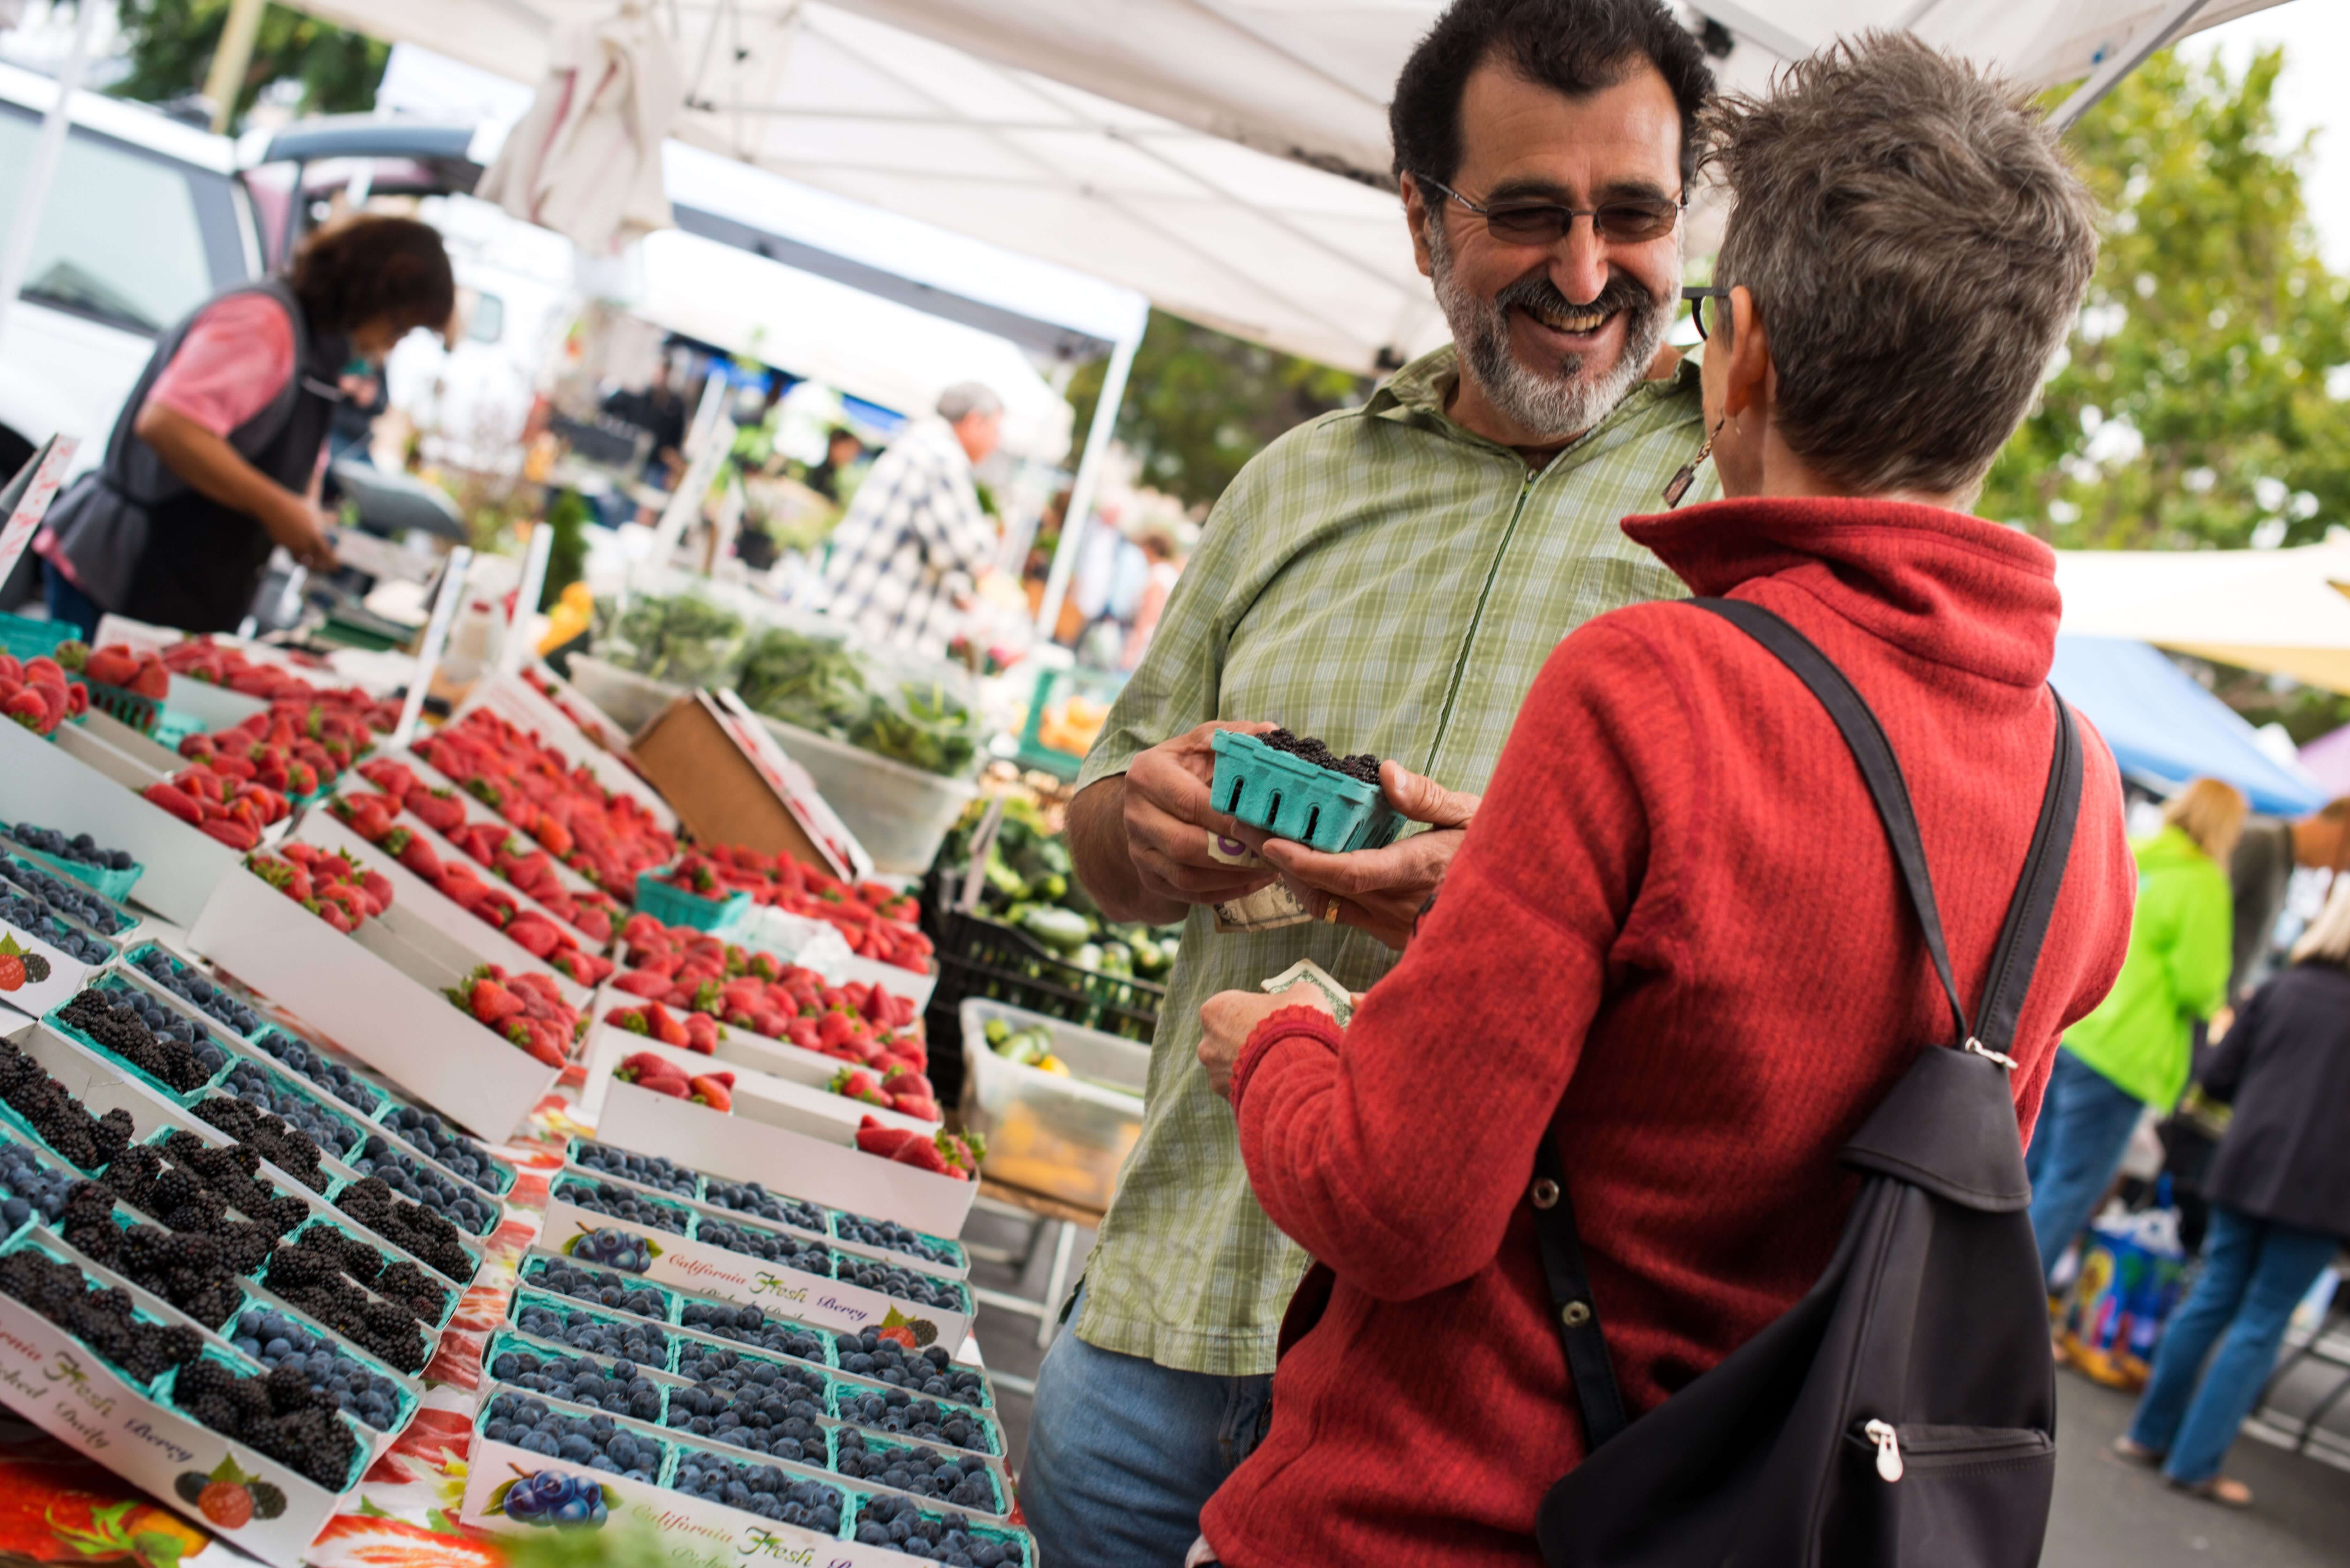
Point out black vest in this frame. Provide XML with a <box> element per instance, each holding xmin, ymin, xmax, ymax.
<box><xmin>47</xmin><ymin>279</ymin><xmax>346</xmax><ymax>633</ymax></box>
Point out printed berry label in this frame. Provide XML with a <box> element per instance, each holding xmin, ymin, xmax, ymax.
<box><xmin>0</xmin><ymin>921</ymin><xmax>93</xmax><ymax>1019</ymax></box>
<box><xmin>0</xmin><ymin>1296</ymin><xmax>344</xmax><ymax>1567</ymax></box>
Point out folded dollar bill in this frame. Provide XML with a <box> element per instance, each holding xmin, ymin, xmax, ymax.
<box><xmin>1261</xmin><ymin>958</ymin><xmax>1354</xmax><ymax>1024</ymax></box>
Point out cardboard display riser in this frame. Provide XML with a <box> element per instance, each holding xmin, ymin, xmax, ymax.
<box><xmin>578</xmin><ymin>1024</ymin><xmax>937</xmax><ymax>1146</ymax></box>
<box><xmin>482</xmin><ymin>1324</ymin><xmax>1010</xmax><ymax>1473</ymax></box>
<box><xmin>534</xmin><ymin>1191</ymin><xmax>974</xmax><ymax>1356</ymax></box>
<box><xmin>591</xmin><ymin>1080</ymin><xmax>976</xmax><ymax>1238</ymax></box>
<box><xmin>459</xmin><ymin>1425</ymin><xmax>1036</xmax><ymax>1567</ymax></box>
<box><xmin>188</xmin><ymin>867</ymin><xmax>562</xmax><ymax>1141</ymax></box>
<box><xmin>0</xmin><ymin>718</ymin><xmax>239</xmax><ymax>926</ymax></box>
<box><xmin>78</xmin><ymin>709</ymin><xmax>186</xmax><ymax>775</ymax></box>
<box><xmin>466</xmin><ymin>1372</ymin><xmax>1013</xmax><ymax>1523</ymax></box>
<box><xmin>10</xmin><ymin>1017</ymin><xmax>488</xmax><ymax>1300</ymax></box>
<box><xmin>577</xmin><ymin>998</ymin><xmax>931</xmax><ymax>1121</ymax></box>
<box><xmin>0</xmin><ymin>1256</ymin><xmax>369</xmax><ymax>1568</ymax></box>
<box><xmin>557</xmin><ymin>1142</ymin><xmax>969</xmax><ymax>1282</ymax></box>
<box><xmin>321</xmin><ymin>775</ymin><xmax>611</xmax><ymax>955</ymax></box>
<box><xmin>294</xmin><ymin>811</ymin><xmax>594</xmax><ymax>1010</ymax></box>
<box><xmin>454</xmin><ymin>670</ymin><xmax>679</xmax><ymax>835</ymax></box>
<box><xmin>108</xmin><ymin>938</ymin><xmax>520</xmax><ymax>1215</ymax></box>
<box><xmin>384</xmin><ymin>750</ymin><xmax>619</xmax><ymax>907</ymax></box>
<box><xmin>0</xmin><ymin>1212</ymin><xmax>423</xmax><ymax>1463</ymax></box>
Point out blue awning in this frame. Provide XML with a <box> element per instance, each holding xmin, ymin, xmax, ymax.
<box><xmin>2050</xmin><ymin>636</ymin><xmax>2326</xmax><ymax>817</ymax></box>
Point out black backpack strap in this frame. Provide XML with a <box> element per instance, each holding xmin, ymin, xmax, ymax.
<box><xmin>1530</xmin><ymin>594</ymin><xmax>2081</xmax><ymax>1451</ymax></box>
<box><xmin>1693</xmin><ymin>597</ymin><xmax>1972</xmax><ymax>1048</ymax></box>
<box><xmin>1971</xmin><ymin>697</ymin><xmax>2083</xmax><ymax>1059</ymax></box>
<box><xmin>1531</xmin><ymin>1138</ymin><xmax>1629</xmax><ymax>1449</ymax></box>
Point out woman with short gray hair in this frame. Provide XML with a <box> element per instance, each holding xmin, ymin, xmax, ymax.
<box><xmin>1185</xmin><ymin>33</ymin><xmax>2137</xmax><ymax>1564</ymax></box>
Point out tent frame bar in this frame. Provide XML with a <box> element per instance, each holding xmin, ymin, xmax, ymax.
<box><xmin>2051</xmin><ymin>0</ymin><xmax>2214</xmax><ymax>131</ymax></box>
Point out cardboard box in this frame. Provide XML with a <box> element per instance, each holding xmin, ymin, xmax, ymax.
<box><xmin>321</xmin><ymin>777</ymin><xmax>606</xmax><ymax>953</ymax></box>
<box><xmin>188</xmin><ymin>866</ymin><xmax>561</xmax><ymax>1140</ymax></box>
<box><xmin>593</xmin><ymin>1081</ymin><xmax>977</xmax><ymax>1239</ymax></box>
<box><xmin>482</xmin><ymin>1321</ymin><xmax>1005</xmax><ymax>1464</ymax></box>
<box><xmin>537</xmin><ymin>1184</ymin><xmax>973</xmax><ymax>1350</ymax></box>
<box><xmin>630</xmin><ymin>692</ymin><xmax>871</xmax><ymax>883</ymax></box>
<box><xmin>560</xmin><ymin>1142</ymin><xmax>967</xmax><ymax>1282</ymax></box>
<box><xmin>458</xmin><ymin>1416</ymin><xmax>1034</xmax><ymax>1567</ymax></box>
<box><xmin>12</xmin><ymin>1015</ymin><xmax>488</xmax><ymax>1294</ymax></box>
<box><xmin>456</xmin><ymin>668</ymin><xmax>678</xmax><ymax>834</ymax></box>
<box><xmin>295</xmin><ymin>811</ymin><xmax>593</xmax><ymax>1010</ymax></box>
<box><xmin>579</xmin><ymin>1027</ymin><xmax>935</xmax><ymax>1144</ymax></box>
<box><xmin>383</xmin><ymin>750</ymin><xmax>617</xmax><ymax>908</ymax></box>
<box><xmin>0</xmin><ymin>718</ymin><xmax>238</xmax><ymax>925</ymax></box>
<box><xmin>0</xmin><ymin>1248</ymin><xmax>371</xmax><ymax>1568</ymax></box>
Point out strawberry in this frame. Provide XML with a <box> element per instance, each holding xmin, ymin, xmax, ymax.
<box><xmin>687</xmin><ymin>1074</ymin><xmax>732</xmax><ymax>1111</ymax></box>
<box><xmin>467</xmin><ymin>978</ymin><xmax>525</xmax><ymax>1024</ymax></box>
<box><xmin>610</xmin><ymin>1006</ymin><xmax>650</xmax><ymax>1035</ymax></box>
<box><xmin>889</xmin><ymin>1136</ymin><xmax>951</xmax><ymax>1174</ymax></box>
<box><xmin>854</xmin><ymin>1118</ymin><xmax>917</xmax><ymax>1157</ymax></box>
<box><xmin>644</xmin><ymin>1003</ymin><xmax>690</xmax><ymax>1049</ymax></box>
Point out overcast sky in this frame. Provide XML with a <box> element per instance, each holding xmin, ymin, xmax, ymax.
<box><xmin>2201</xmin><ymin>2</ymin><xmax>2350</xmax><ymax>269</ymax></box>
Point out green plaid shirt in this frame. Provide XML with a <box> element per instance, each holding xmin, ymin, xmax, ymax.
<box><xmin>1072</xmin><ymin>343</ymin><xmax>1717</xmax><ymax>1376</ymax></box>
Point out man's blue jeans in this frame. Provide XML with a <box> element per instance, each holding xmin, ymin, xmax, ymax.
<box><xmin>1020</xmin><ymin>1289</ymin><xmax>1272</xmax><ymax>1566</ymax></box>
<box><xmin>2026</xmin><ymin>1047</ymin><xmax>2148</xmax><ymax>1284</ymax></box>
<box><xmin>2127</xmin><ymin>1204</ymin><xmax>2340</xmax><ymax>1484</ymax></box>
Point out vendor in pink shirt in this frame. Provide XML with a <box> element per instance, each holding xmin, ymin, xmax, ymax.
<box><xmin>39</xmin><ymin>214</ymin><xmax>453</xmax><ymax>635</ymax></box>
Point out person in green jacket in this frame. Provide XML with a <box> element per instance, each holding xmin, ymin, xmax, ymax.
<box><xmin>2028</xmin><ymin>777</ymin><xmax>2244</xmax><ymax>1283</ymax></box>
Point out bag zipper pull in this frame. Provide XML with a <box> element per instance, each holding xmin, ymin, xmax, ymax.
<box><xmin>1864</xmin><ymin>1420</ymin><xmax>1904</xmax><ymax>1482</ymax></box>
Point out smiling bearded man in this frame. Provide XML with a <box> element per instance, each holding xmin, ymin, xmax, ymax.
<box><xmin>1018</xmin><ymin>3</ymin><xmax>1726</xmax><ymax>1563</ymax></box>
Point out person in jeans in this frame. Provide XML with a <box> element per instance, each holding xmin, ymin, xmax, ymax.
<box><xmin>2118</xmin><ymin>879</ymin><xmax>2350</xmax><ymax>1506</ymax></box>
<box><xmin>2027</xmin><ymin>778</ymin><xmax>2242</xmax><ymax>1282</ymax></box>
<box><xmin>1026</xmin><ymin>4</ymin><xmax>1721</xmax><ymax>1559</ymax></box>
<box><xmin>1186</xmin><ymin>35</ymin><xmax>2136</xmax><ymax>1565</ymax></box>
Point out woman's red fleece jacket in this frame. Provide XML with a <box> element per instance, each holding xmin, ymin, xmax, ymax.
<box><xmin>1200</xmin><ymin>498</ymin><xmax>2138</xmax><ymax>1567</ymax></box>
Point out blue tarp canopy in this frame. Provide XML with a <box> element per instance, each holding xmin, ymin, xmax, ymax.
<box><xmin>2051</xmin><ymin>636</ymin><xmax>2325</xmax><ymax>817</ymax></box>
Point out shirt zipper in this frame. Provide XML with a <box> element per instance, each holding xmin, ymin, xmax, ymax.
<box><xmin>1422</xmin><ymin>462</ymin><xmax>1539</xmax><ymax>776</ymax></box>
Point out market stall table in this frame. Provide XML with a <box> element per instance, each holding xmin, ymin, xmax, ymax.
<box><xmin>963</xmin><ymin>1175</ymin><xmax>1102</xmax><ymax>1385</ymax></box>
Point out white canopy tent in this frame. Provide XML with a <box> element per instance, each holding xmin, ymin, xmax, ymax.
<box><xmin>294</xmin><ymin>0</ymin><xmax>2295</xmax><ymax>376</ymax></box>
<box><xmin>631</xmin><ymin>226</ymin><xmax>1076</xmax><ymax>462</ymax></box>
<box><xmin>2055</xmin><ymin>540</ymin><xmax>2350</xmax><ymax>694</ymax></box>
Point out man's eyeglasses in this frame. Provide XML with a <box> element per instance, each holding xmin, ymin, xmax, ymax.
<box><xmin>1683</xmin><ymin>285</ymin><xmax>1730</xmax><ymax>341</ymax></box>
<box><xmin>1416</xmin><ymin>174</ymin><xmax>1685</xmax><ymax>246</ymax></box>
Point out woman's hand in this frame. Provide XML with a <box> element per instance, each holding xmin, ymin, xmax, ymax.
<box><xmin>1198</xmin><ymin>985</ymin><xmax>1337</xmax><ymax>1104</ymax></box>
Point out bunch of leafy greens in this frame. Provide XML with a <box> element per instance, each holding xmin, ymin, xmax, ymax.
<box><xmin>602</xmin><ymin>593</ymin><xmax>745</xmax><ymax>686</ymax></box>
<box><xmin>736</xmin><ymin>628</ymin><xmax>979</xmax><ymax>777</ymax></box>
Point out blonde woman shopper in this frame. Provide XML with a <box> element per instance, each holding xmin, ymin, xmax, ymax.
<box><xmin>2027</xmin><ymin>778</ymin><xmax>2245</xmax><ymax>1280</ymax></box>
<box><xmin>2119</xmin><ymin>878</ymin><xmax>2350</xmax><ymax>1504</ymax></box>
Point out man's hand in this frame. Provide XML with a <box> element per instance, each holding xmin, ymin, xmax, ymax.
<box><xmin>269</xmin><ymin>496</ymin><xmax>340</xmax><ymax>573</ymax></box>
<box><xmin>1253</xmin><ymin>761</ymin><xmax>1480</xmax><ymax>950</ymax></box>
<box><xmin>1120</xmin><ymin>720</ymin><xmax>1283</xmax><ymax>910</ymax></box>
<box><xmin>1197</xmin><ymin>984</ymin><xmax>1337</xmax><ymax>1103</ymax></box>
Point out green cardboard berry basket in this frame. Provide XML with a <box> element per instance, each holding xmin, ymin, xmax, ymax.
<box><xmin>633</xmin><ymin>870</ymin><xmax>750</xmax><ymax>933</ymax></box>
<box><xmin>1</xmin><ymin>828</ymin><xmax>142</xmax><ymax>904</ymax></box>
<box><xmin>1208</xmin><ymin>728</ymin><xmax>1399</xmax><ymax>853</ymax></box>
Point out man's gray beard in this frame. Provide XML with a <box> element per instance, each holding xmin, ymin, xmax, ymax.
<box><xmin>1428</xmin><ymin>218</ymin><xmax>1672</xmax><ymax>444</ymax></box>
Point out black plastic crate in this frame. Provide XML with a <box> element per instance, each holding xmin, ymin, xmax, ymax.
<box><xmin>925</xmin><ymin>908</ymin><xmax>1164</xmax><ymax>1052</ymax></box>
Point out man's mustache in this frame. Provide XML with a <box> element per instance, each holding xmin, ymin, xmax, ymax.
<box><xmin>1491</xmin><ymin>270</ymin><xmax>1656</xmax><ymax>322</ymax></box>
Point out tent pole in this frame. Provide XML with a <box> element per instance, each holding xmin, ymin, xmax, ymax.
<box><xmin>1036</xmin><ymin>333</ymin><xmax>1136</xmax><ymax>642</ymax></box>
<box><xmin>2051</xmin><ymin>0</ymin><xmax>2212</xmax><ymax>131</ymax></box>
<box><xmin>0</xmin><ymin>0</ymin><xmax>100</xmax><ymax>363</ymax></box>
<box><xmin>202</xmin><ymin>0</ymin><xmax>267</xmax><ymax>133</ymax></box>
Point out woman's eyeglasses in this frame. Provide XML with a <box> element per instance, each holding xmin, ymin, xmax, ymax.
<box><xmin>1683</xmin><ymin>285</ymin><xmax>1731</xmax><ymax>341</ymax></box>
<box><xmin>1416</xmin><ymin>174</ymin><xmax>1685</xmax><ymax>246</ymax></box>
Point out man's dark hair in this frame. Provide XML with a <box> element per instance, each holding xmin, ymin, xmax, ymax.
<box><xmin>1389</xmin><ymin>0</ymin><xmax>1713</xmax><ymax>191</ymax></box>
<box><xmin>289</xmin><ymin>215</ymin><xmax>456</xmax><ymax>337</ymax></box>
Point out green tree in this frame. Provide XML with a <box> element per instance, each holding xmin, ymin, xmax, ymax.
<box><xmin>1981</xmin><ymin>46</ymin><xmax>2350</xmax><ymax>550</ymax></box>
<box><xmin>1066</xmin><ymin>309</ymin><xmax>1367</xmax><ymax>511</ymax></box>
<box><xmin>110</xmin><ymin>0</ymin><xmax>388</xmax><ymax>124</ymax></box>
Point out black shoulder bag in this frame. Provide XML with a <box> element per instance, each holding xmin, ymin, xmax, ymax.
<box><xmin>1532</xmin><ymin>597</ymin><xmax>2082</xmax><ymax>1568</ymax></box>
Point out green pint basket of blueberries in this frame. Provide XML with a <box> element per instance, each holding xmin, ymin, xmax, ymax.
<box><xmin>1208</xmin><ymin>729</ymin><xmax>1401</xmax><ymax>854</ymax></box>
